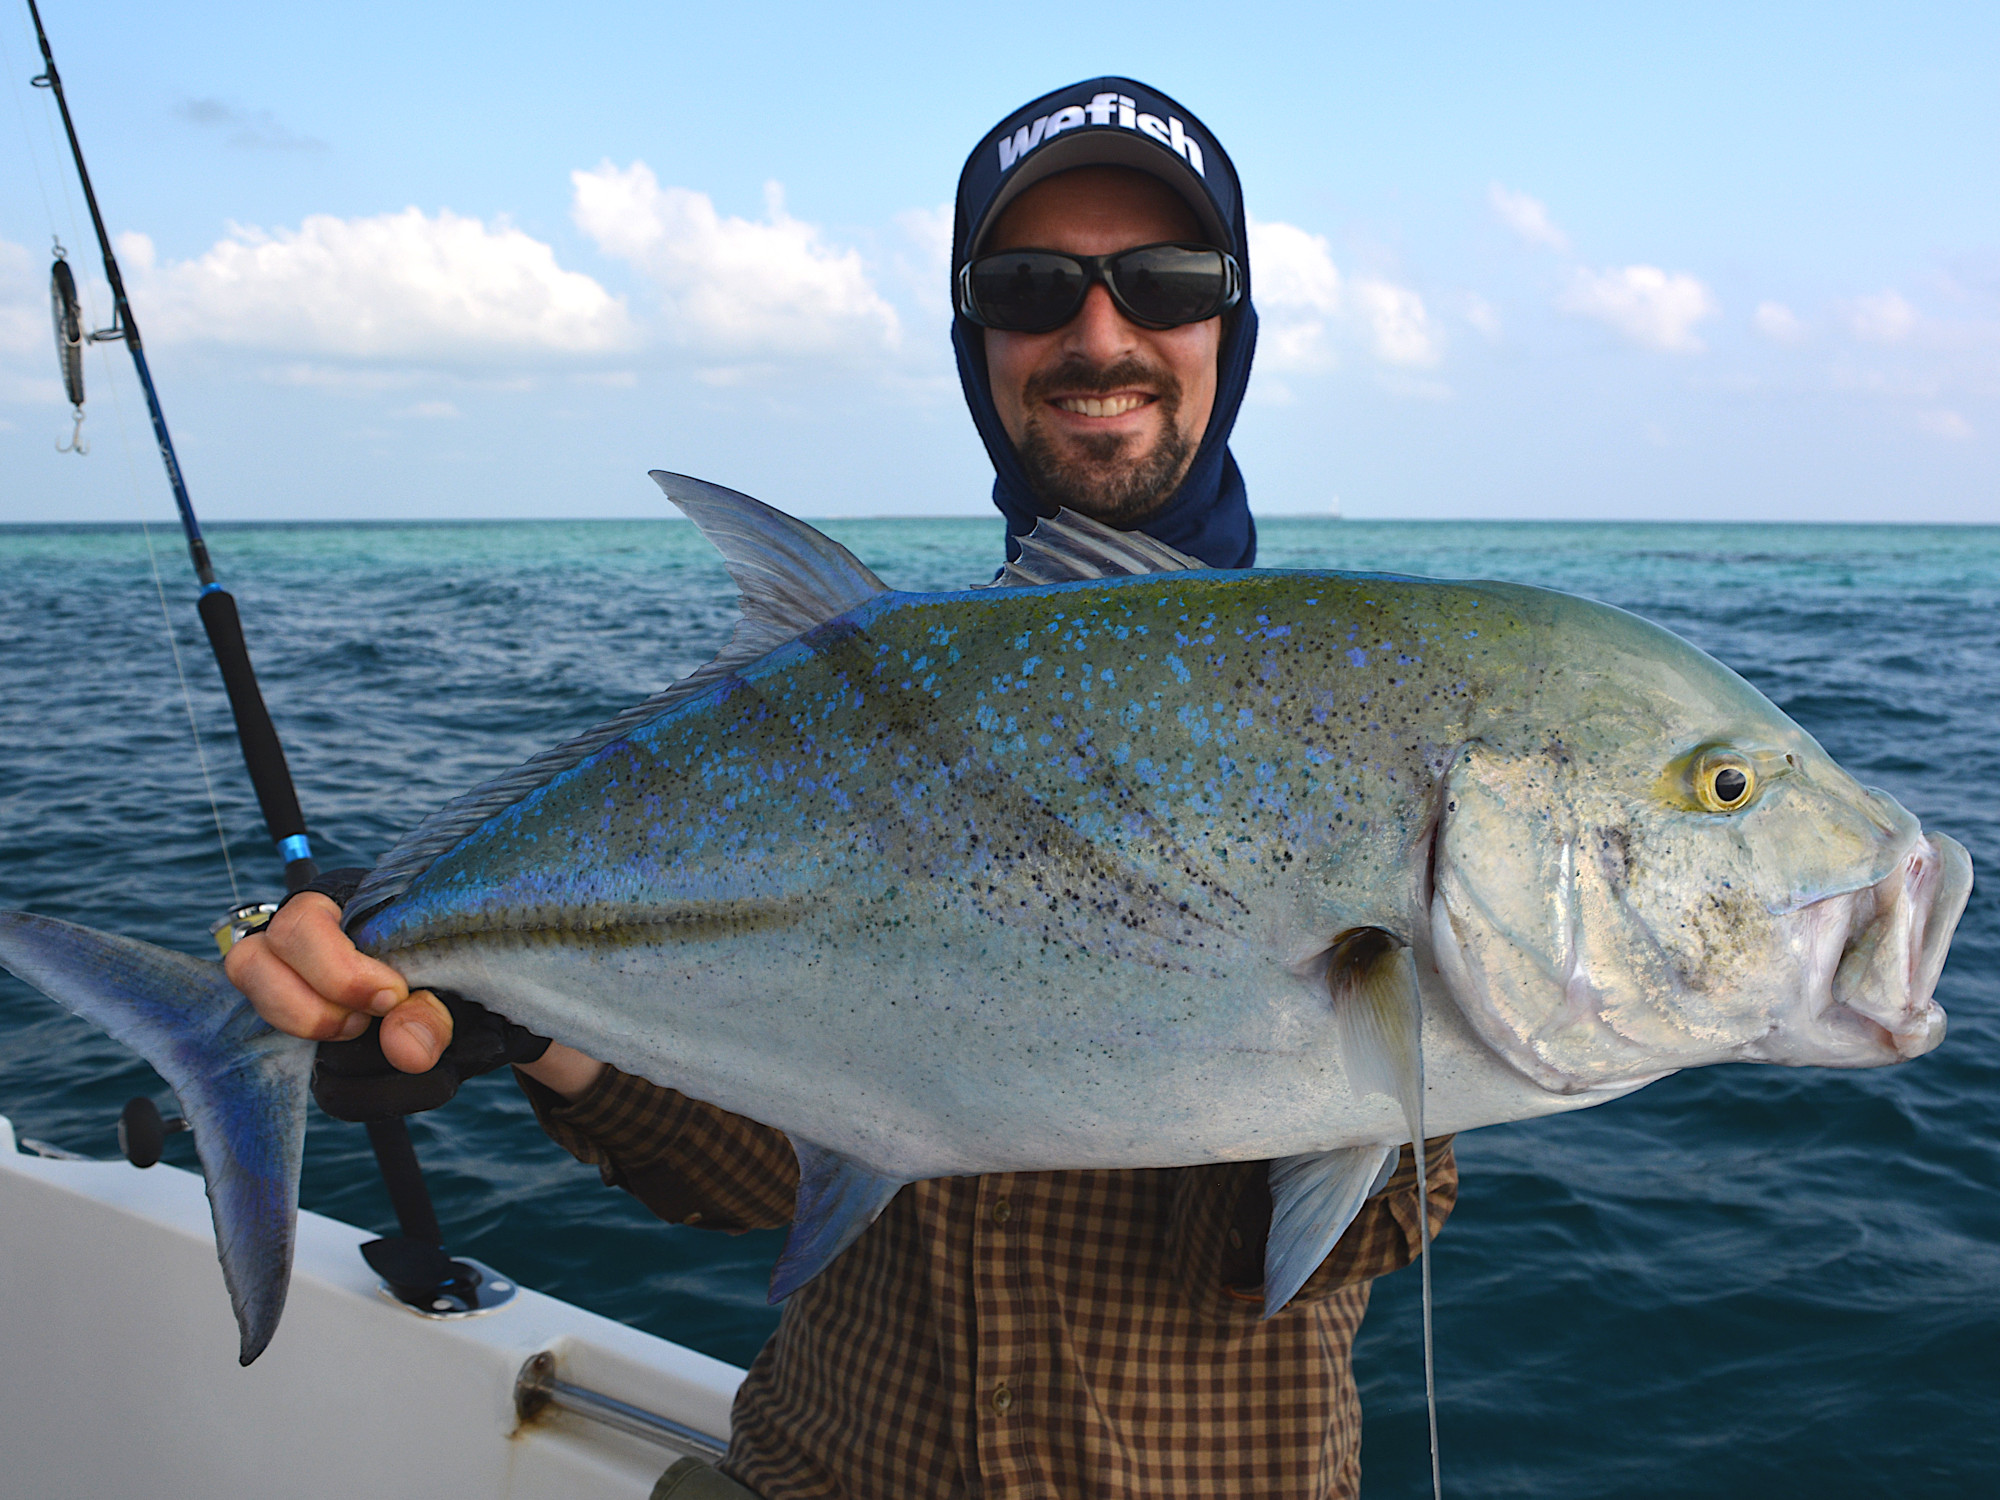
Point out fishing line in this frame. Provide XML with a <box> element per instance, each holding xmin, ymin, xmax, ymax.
<box><xmin>7</xmin><ymin>20</ymin><xmax>245</xmax><ymax>905</ymax></box>
<box><xmin>88</xmin><ymin>238</ymin><xmax>247</xmax><ymax>908</ymax></box>
<box><xmin>142</xmin><ymin>517</ymin><xmax>244</xmax><ymax>907</ymax></box>
<box><xmin>1415</xmin><ymin>1084</ymin><xmax>1441</xmax><ymax>1500</ymax></box>
<box><xmin>0</xmin><ymin>16</ymin><xmax>60</xmax><ymax>230</ymax></box>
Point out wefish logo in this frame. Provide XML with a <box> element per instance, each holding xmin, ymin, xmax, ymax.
<box><xmin>996</xmin><ymin>92</ymin><xmax>1207</xmax><ymax>177</ymax></box>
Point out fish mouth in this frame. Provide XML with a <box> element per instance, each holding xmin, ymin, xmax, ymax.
<box><xmin>1753</xmin><ymin>831</ymin><xmax>1971</xmax><ymax>1067</ymax></box>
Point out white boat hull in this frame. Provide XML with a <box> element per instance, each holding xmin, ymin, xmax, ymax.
<box><xmin>0</xmin><ymin>1115</ymin><xmax>743</xmax><ymax>1500</ymax></box>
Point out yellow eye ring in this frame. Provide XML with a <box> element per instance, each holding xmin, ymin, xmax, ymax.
<box><xmin>1693</xmin><ymin>752</ymin><xmax>1757</xmax><ymax>813</ymax></box>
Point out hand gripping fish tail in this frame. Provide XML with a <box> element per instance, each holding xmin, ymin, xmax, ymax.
<box><xmin>0</xmin><ymin>474</ymin><xmax>1974</xmax><ymax>1363</ymax></box>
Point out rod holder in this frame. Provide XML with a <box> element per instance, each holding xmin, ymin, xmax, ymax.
<box><xmin>514</xmin><ymin>1352</ymin><xmax>728</xmax><ymax>1463</ymax></box>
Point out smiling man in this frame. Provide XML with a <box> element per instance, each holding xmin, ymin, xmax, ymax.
<box><xmin>952</xmin><ymin>80</ymin><xmax>1260</xmax><ymax>570</ymax></box>
<box><xmin>229</xmin><ymin>78</ymin><xmax>1453</xmax><ymax>1500</ymax></box>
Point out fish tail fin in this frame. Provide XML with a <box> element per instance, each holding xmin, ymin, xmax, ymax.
<box><xmin>0</xmin><ymin>911</ymin><xmax>313</xmax><ymax>1364</ymax></box>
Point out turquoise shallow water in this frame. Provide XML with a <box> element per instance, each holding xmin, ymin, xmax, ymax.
<box><xmin>1</xmin><ymin>516</ymin><xmax>1995</xmax><ymax>1496</ymax></box>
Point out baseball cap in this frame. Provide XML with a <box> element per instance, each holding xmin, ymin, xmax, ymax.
<box><xmin>954</xmin><ymin>78</ymin><xmax>1246</xmax><ymax>265</ymax></box>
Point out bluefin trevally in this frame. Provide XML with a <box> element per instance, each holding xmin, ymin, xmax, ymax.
<box><xmin>0</xmin><ymin>474</ymin><xmax>1971</xmax><ymax>1364</ymax></box>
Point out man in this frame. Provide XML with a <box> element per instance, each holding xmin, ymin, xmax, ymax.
<box><xmin>230</xmin><ymin>78</ymin><xmax>1455</xmax><ymax>1499</ymax></box>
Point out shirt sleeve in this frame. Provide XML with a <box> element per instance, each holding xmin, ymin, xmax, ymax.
<box><xmin>517</xmin><ymin>1065</ymin><xmax>799</xmax><ymax>1232</ymax></box>
<box><xmin>1168</xmin><ymin>1137</ymin><xmax>1458</xmax><ymax>1310</ymax></box>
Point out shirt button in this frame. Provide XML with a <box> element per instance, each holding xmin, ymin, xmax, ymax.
<box><xmin>992</xmin><ymin>1383</ymin><xmax>1014</xmax><ymax>1413</ymax></box>
<box><xmin>991</xmin><ymin>1199</ymin><xmax>1012</xmax><ymax>1224</ymax></box>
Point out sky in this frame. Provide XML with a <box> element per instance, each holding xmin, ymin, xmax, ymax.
<box><xmin>1</xmin><ymin>1</ymin><xmax>1996</xmax><ymax>524</ymax></box>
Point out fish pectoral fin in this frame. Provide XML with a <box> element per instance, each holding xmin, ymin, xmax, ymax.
<box><xmin>0</xmin><ymin>912</ymin><xmax>313</xmax><ymax>1364</ymax></box>
<box><xmin>1325</xmin><ymin>926</ymin><xmax>1425</xmax><ymax>1131</ymax></box>
<box><xmin>1263</xmin><ymin>1144</ymin><xmax>1398</xmax><ymax>1316</ymax></box>
<box><xmin>985</xmin><ymin>508</ymin><xmax>1207</xmax><ymax>588</ymax></box>
<box><xmin>1320</xmin><ymin>926</ymin><xmax>1444</xmax><ymax>1489</ymax></box>
<box><xmin>768</xmin><ymin>1140</ymin><xmax>907</xmax><ymax>1304</ymax></box>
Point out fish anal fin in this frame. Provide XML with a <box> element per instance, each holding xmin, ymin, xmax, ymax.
<box><xmin>769</xmin><ymin>1140</ymin><xmax>905</xmax><ymax>1304</ymax></box>
<box><xmin>1263</xmin><ymin>1143</ymin><xmax>1398</xmax><ymax>1317</ymax></box>
<box><xmin>0</xmin><ymin>912</ymin><xmax>312</xmax><ymax>1363</ymax></box>
<box><xmin>986</xmin><ymin>508</ymin><xmax>1207</xmax><ymax>588</ymax></box>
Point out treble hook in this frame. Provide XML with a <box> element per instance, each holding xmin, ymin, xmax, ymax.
<box><xmin>57</xmin><ymin>406</ymin><xmax>87</xmax><ymax>455</ymax></box>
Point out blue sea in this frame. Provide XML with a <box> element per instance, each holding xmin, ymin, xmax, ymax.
<box><xmin>0</xmin><ymin>516</ymin><xmax>1994</xmax><ymax>1496</ymax></box>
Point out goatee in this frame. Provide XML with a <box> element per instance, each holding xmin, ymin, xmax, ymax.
<box><xmin>1015</xmin><ymin>357</ymin><xmax>1195</xmax><ymax>527</ymax></box>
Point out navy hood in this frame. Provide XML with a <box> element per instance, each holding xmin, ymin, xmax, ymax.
<box><xmin>951</xmin><ymin>77</ymin><xmax>1258</xmax><ymax>568</ymax></box>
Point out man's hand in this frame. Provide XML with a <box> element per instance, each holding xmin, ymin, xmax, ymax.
<box><xmin>225</xmin><ymin>892</ymin><xmax>451</xmax><ymax>1072</ymax></box>
<box><xmin>225</xmin><ymin>892</ymin><xmax>607</xmax><ymax>1100</ymax></box>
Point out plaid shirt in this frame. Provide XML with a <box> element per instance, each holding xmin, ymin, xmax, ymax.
<box><xmin>525</xmin><ymin>1068</ymin><xmax>1456</xmax><ymax>1500</ymax></box>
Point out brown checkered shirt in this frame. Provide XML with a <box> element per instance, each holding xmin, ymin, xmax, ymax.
<box><xmin>524</xmin><ymin>1067</ymin><xmax>1456</xmax><ymax>1500</ymax></box>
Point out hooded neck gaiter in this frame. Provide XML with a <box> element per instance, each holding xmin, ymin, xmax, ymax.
<box><xmin>951</xmin><ymin>77</ymin><xmax>1259</xmax><ymax>569</ymax></box>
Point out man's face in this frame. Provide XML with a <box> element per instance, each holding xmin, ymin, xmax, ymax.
<box><xmin>982</xmin><ymin>167</ymin><xmax>1222</xmax><ymax>527</ymax></box>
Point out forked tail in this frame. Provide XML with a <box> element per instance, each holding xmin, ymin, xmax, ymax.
<box><xmin>0</xmin><ymin>911</ymin><xmax>314</xmax><ymax>1363</ymax></box>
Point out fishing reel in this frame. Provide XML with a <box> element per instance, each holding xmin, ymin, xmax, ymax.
<box><xmin>209</xmin><ymin>902</ymin><xmax>281</xmax><ymax>956</ymax></box>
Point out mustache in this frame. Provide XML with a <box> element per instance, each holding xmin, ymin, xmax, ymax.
<box><xmin>1021</xmin><ymin>355</ymin><xmax>1182</xmax><ymax>405</ymax></box>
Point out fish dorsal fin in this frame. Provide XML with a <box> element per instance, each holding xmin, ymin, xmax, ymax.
<box><xmin>347</xmin><ymin>474</ymin><xmax>890</xmax><ymax>921</ymax></box>
<box><xmin>649</xmin><ymin>470</ymin><xmax>890</xmax><ymax>665</ymax></box>
<box><xmin>985</xmin><ymin>508</ymin><xmax>1207</xmax><ymax>588</ymax></box>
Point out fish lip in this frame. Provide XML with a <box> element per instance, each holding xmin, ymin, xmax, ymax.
<box><xmin>1790</xmin><ymin>831</ymin><xmax>1968</xmax><ymax>1065</ymax></box>
<box><xmin>1913</xmin><ymin>832</ymin><xmax>1973</xmax><ymax>1002</ymax></box>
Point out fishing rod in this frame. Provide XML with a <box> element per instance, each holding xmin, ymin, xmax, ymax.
<box><xmin>26</xmin><ymin>0</ymin><xmax>317</xmax><ymax>895</ymax></box>
<box><xmin>22</xmin><ymin>5</ymin><xmax>479</xmax><ymax>1289</ymax></box>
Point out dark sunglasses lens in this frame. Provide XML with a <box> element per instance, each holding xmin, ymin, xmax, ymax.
<box><xmin>1109</xmin><ymin>246</ymin><xmax>1230</xmax><ymax>326</ymax></box>
<box><xmin>968</xmin><ymin>253</ymin><xmax>1087</xmax><ymax>332</ymax></box>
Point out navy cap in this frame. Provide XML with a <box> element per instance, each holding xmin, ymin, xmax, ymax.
<box><xmin>954</xmin><ymin>78</ymin><xmax>1247</xmax><ymax>267</ymax></box>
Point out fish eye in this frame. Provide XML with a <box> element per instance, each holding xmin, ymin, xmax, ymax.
<box><xmin>1693</xmin><ymin>752</ymin><xmax>1757</xmax><ymax>813</ymax></box>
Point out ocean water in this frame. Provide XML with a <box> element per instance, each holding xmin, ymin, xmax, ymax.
<box><xmin>0</xmin><ymin>516</ymin><xmax>1994</xmax><ymax>1496</ymax></box>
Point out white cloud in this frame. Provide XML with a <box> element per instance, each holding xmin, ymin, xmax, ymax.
<box><xmin>1462</xmin><ymin>293</ymin><xmax>1502</xmax><ymax>339</ymax></box>
<box><xmin>1247</xmin><ymin>217</ymin><xmax>1439</xmax><ymax>371</ymax></box>
<box><xmin>892</xmin><ymin>203</ymin><xmax>955</xmax><ymax>317</ymax></box>
<box><xmin>0</xmin><ymin>240</ymin><xmax>39</xmax><ymax>355</ymax></box>
<box><xmin>1753</xmin><ymin>301</ymin><xmax>1806</xmax><ymax>343</ymax></box>
<box><xmin>121</xmin><ymin>209</ymin><xmax>633</xmax><ymax>359</ymax></box>
<box><xmin>1560</xmin><ymin>264</ymin><xmax>1718</xmax><ymax>352</ymax></box>
<box><xmin>572</xmin><ymin>161</ymin><xmax>900</xmax><ymax>362</ymax></box>
<box><xmin>1353</xmin><ymin>278</ymin><xmax>1442</xmax><ymax>367</ymax></box>
<box><xmin>1489</xmin><ymin>184</ymin><xmax>1570</xmax><ymax>253</ymax></box>
<box><xmin>1247</xmin><ymin>218</ymin><xmax>1343</xmax><ymax>372</ymax></box>
<box><xmin>1917</xmin><ymin>409</ymin><xmax>1973</xmax><ymax>440</ymax></box>
<box><xmin>1850</xmin><ymin>290</ymin><xmax>1919</xmax><ymax>343</ymax></box>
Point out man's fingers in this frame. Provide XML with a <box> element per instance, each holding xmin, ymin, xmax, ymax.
<box><xmin>260</xmin><ymin>893</ymin><xmax>409</xmax><ymax>1015</ymax></box>
<box><xmin>227</xmin><ymin>934</ymin><xmax>377</xmax><ymax>1041</ymax></box>
<box><xmin>380</xmin><ymin>991</ymin><xmax>453</xmax><ymax>1073</ymax></box>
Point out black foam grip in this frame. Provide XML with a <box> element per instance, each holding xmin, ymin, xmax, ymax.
<box><xmin>195</xmin><ymin>588</ymin><xmax>308</xmax><ymax>853</ymax></box>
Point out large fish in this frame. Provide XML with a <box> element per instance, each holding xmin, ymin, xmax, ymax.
<box><xmin>0</xmin><ymin>475</ymin><xmax>1971</xmax><ymax>1364</ymax></box>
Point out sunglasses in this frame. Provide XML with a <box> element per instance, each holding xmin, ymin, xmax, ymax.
<box><xmin>957</xmin><ymin>242</ymin><xmax>1243</xmax><ymax>334</ymax></box>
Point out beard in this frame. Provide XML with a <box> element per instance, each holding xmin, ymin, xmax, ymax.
<box><xmin>1013</xmin><ymin>356</ymin><xmax>1196</xmax><ymax>527</ymax></box>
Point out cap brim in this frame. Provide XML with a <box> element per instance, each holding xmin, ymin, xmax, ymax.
<box><xmin>971</xmin><ymin>129</ymin><xmax>1230</xmax><ymax>257</ymax></box>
